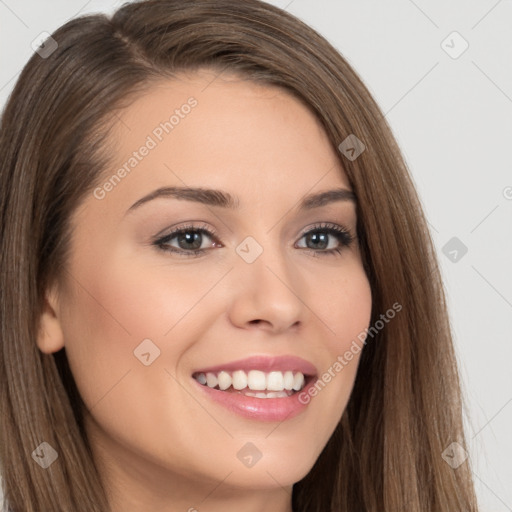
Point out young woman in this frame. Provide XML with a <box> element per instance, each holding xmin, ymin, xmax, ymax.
<box><xmin>0</xmin><ymin>1</ymin><xmax>479</xmax><ymax>510</ymax></box>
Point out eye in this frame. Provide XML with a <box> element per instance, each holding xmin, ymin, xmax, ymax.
<box><xmin>153</xmin><ymin>223</ymin><xmax>220</xmax><ymax>257</ymax></box>
<box><xmin>295</xmin><ymin>222</ymin><xmax>355</xmax><ymax>256</ymax></box>
<box><xmin>152</xmin><ymin>221</ymin><xmax>355</xmax><ymax>258</ymax></box>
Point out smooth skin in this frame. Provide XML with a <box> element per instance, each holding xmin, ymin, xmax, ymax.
<box><xmin>37</xmin><ymin>70</ymin><xmax>372</xmax><ymax>512</ymax></box>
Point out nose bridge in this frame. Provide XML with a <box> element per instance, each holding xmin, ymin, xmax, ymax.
<box><xmin>228</xmin><ymin>232</ymin><xmax>305</xmax><ymax>330</ymax></box>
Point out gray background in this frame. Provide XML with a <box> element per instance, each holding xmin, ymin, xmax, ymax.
<box><xmin>1</xmin><ymin>1</ymin><xmax>511</xmax><ymax>510</ymax></box>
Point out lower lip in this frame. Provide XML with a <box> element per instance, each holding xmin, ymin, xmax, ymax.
<box><xmin>193</xmin><ymin>377</ymin><xmax>317</xmax><ymax>422</ymax></box>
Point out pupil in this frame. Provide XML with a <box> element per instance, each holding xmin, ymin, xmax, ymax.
<box><xmin>179</xmin><ymin>232</ymin><xmax>201</xmax><ymax>250</ymax></box>
<box><xmin>309</xmin><ymin>232</ymin><xmax>328</xmax><ymax>250</ymax></box>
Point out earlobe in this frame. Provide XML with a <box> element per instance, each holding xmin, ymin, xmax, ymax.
<box><xmin>37</xmin><ymin>287</ymin><xmax>65</xmax><ymax>354</ymax></box>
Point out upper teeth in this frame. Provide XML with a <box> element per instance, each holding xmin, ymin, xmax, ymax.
<box><xmin>194</xmin><ymin>370</ymin><xmax>306</xmax><ymax>392</ymax></box>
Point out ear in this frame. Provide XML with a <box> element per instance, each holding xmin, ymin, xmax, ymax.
<box><xmin>37</xmin><ymin>285</ymin><xmax>65</xmax><ymax>354</ymax></box>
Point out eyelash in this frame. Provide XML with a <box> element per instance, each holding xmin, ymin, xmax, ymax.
<box><xmin>152</xmin><ymin>222</ymin><xmax>355</xmax><ymax>258</ymax></box>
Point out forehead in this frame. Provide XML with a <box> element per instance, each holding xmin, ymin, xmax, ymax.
<box><xmin>90</xmin><ymin>70</ymin><xmax>351</xmax><ymax>218</ymax></box>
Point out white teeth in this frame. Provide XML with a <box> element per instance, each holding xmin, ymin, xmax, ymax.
<box><xmin>245</xmin><ymin>391</ymin><xmax>290</xmax><ymax>399</ymax></box>
<box><xmin>267</xmin><ymin>371</ymin><xmax>284</xmax><ymax>391</ymax></box>
<box><xmin>283</xmin><ymin>371</ymin><xmax>294</xmax><ymax>390</ymax></box>
<box><xmin>267</xmin><ymin>391</ymin><xmax>289</xmax><ymax>398</ymax></box>
<box><xmin>232</xmin><ymin>370</ymin><xmax>248</xmax><ymax>390</ymax></box>
<box><xmin>206</xmin><ymin>372</ymin><xmax>218</xmax><ymax>388</ymax></box>
<box><xmin>292</xmin><ymin>372</ymin><xmax>305</xmax><ymax>391</ymax></box>
<box><xmin>247</xmin><ymin>370</ymin><xmax>267</xmax><ymax>390</ymax></box>
<box><xmin>194</xmin><ymin>370</ymin><xmax>308</xmax><ymax>393</ymax></box>
<box><xmin>217</xmin><ymin>371</ymin><xmax>232</xmax><ymax>391</ymax></box>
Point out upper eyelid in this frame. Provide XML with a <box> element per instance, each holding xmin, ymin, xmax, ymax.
<box><xmin>153</xmin><ymin>221</ymin><xmax>216</xmax><ymax>238</ymax></box>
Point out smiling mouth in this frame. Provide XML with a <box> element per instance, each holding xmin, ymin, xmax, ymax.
<box><xmin>192</xmin><ymin>369</ymin><xmax>310</xmax><ymax>399</ymax></box>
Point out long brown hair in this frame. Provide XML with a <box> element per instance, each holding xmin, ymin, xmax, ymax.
<box><xmin>0</xmin><ymin>1</ymin><xmax>479</xmax><ymax>510</ymax></box>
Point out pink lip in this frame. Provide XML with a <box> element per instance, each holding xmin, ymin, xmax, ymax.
<box><xmin>193</xmin><ymin>375</ymin><xmax>317</xmax><ymax>422</ymax></box>
<box><xmin>191</xmin><ymin>355</ymin><xmax>318</xmax><ymax>422</ymax></box>
<box><xmin>192</xmin><ymin>354</ymin><xmax>317</xmax><ymax>376</ymax></box>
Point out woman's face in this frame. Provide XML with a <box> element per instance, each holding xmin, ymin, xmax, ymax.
<box><xmin>39</xmin><ymin>70</ymin><xmax>372</xmax><ymax>508</ymax></box>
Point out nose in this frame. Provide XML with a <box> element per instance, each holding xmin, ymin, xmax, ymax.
<box><xmin>226</xmin><ymin>240</ymin><xmax>305</xmax><ymax>334</ymax></box>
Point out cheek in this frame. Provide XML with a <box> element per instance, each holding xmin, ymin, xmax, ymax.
<box><xmin>300</xmin><ymin>262</ymin><xmax>372</xmax><ymax>425</ymax></box>
<box><xmin>87</xmin><ymin>251</ymin><xmax>232</xmax><ymax>336</ymax></box>
<box><xmin>60</xmin><ymin>252</ymin><xmax>230</xmax><ymax>408</ymax></box>
<box><xmin>314</xmin><ymin>260</ymin><xmax>373</xmax><ymax>348</ymax></box>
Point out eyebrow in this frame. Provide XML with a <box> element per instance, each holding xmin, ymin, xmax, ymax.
<box><xmin>126</xmin><ymin>186</ymin><xmax>356</xmax><ymax>214</ymax></box>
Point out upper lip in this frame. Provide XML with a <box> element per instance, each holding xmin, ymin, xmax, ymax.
<box><xmin>192</xmin><ymin>355</ymin><xmax>317</xmax><ymax>376</ymax></box>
